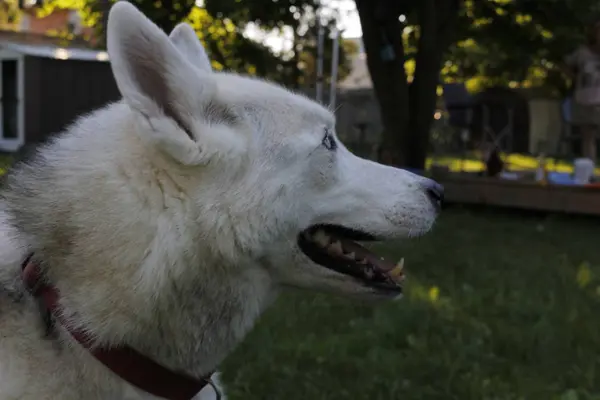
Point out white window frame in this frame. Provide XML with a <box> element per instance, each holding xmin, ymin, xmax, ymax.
<box><xmin>0</xmin><ymin>49</ymin><xmax>25</xmax><ymax>152</ymax></box>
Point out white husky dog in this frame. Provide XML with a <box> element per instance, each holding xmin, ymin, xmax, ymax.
<box><xmin>0</xmin><ymin>2</ymin><xmax>443</xmax><ymax>399</ymax></box>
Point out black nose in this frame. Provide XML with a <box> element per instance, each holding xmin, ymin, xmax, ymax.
<box><xmin>421</xmin><ymin>178</ymin><xmax>444</xmax><ymax>211</ymax></box>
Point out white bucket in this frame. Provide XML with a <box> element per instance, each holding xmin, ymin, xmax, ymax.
<box><xmin>574</xmin><ymin>158</ymin><xmax>595</xmax><ymax>185</ymax></box>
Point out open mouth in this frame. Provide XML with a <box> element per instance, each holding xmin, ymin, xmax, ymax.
<box><xmin>297</xmin><ymin>224</ymin><xmax>405</xmax><ymax>295</ymax></box>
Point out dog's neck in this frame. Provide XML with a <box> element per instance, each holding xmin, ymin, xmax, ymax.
<box><xmin>44</xmin><ymin>254</ymin><xmax>276</xmax><ymax>378</ymax></box>
<box><xmin>122</xmin><ymin>263</ymin><xmax>276</xmax><ymax>376</ymax></box>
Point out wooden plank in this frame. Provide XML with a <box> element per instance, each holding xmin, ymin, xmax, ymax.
<box><xmin>436</xmin><ymin>175</ymin><xmax>600</xmax><ymax>215</ymax></box>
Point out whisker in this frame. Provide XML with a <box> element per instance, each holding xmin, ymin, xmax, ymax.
<box><xmin>327</xmin><ymin>102</ymin><xmax>344</xmax><ymax>114</ymax></box>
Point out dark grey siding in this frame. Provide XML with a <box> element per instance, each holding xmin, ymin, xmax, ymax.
<box><xmin>23</xmin><ymin>56</ymin><xmax>120</xmax><ymax>145</ymax></box>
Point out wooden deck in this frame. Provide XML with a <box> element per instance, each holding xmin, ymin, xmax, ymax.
<box><xmin>436</xmin><ymin>175</ymin><xmax>600</xmax><ymax>216</ymax></box>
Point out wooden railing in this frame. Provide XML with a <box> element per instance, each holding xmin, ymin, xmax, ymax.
<box><xmin>434</xmin><ymin>174</ymin><xmax>600</xmax><ymax>216</ymax></box>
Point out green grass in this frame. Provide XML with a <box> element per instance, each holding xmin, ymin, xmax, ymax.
<box><xmin>221</xmin><ymin>208</ymin><xmax>600</xmax><ymax>400</ymax></box>
<box><xmin>0</xmin><ymin>154</ymin><xmax>13</xmax><ymax>176</ymax></box>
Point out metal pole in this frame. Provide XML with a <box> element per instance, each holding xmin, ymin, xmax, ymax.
<box><xmin>315</xmin><ymin>17</ymin><xmax>325</xmax><ymax>104</ymax></box>
<box><xmin>100</xmin><ymin>0</ymin><xmax>111</xmax><ymax>47</ymax></box>
<box><xmin>329</xmin><ymin>27</ymin><xmax>340</xmax><ymax>109</ymax></box>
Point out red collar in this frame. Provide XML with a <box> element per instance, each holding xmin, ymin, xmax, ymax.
<box><xmin>21</xmin><ymin>254</ymin><xmax>217</xmax><ymax>400</ymax></box>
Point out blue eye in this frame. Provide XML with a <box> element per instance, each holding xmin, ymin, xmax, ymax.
<box><xmin>322</xmin><ymin>130</ymin><xmax>337</xmax><ymax>151</ymax></box>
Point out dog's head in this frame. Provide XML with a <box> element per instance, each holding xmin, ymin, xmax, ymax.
<box><xmin>106</xmin><ymin>2</ymin><xmax>441</xmax><ymax>301</ymax></box>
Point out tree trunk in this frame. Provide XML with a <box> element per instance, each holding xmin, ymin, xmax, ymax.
<box><xmin>355</xmin><ymin>0</ymin><xmax>409</xmax><ymax>167</ymax></box>
<box><xmin>406</xmin><ymin>0</ymin><xmax>461</xmax><ymax>169</ymax></box>
<box><xmin>406</xmin><ymin>0</ymin><xmax>442</xmax><ymax>169</ymax></box>
<box><xmin>355</xmin><ymin>0</ymin><xmax>461</xmax><ymax>169</ymax></box>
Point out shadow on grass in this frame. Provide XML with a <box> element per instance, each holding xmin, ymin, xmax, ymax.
<box><xmin>222</xmin><ymin>208</ymin><xmax>600</xmax><ymax>400</ymax></box>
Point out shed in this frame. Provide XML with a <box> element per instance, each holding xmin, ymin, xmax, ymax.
<box><xmin>0</xmin><ymin>34</ymin><xmax>120</xmax><ymax>152</ymax></box>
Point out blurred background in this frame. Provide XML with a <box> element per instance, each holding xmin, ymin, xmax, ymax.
<box><xmin>1</xmin><ymin>0</ymin><xmax>600</xmax><ymax>398</ymax></box>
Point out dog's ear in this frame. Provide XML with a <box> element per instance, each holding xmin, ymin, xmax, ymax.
<box><xmin>169</xmin><ymin>23</ymin><xmax>212</xmax><ymax>73</ymax></box>
<box><xmin>107</xmin><ymin>1</ymin><xmax>215</xmax><ymax>165</ymax></box>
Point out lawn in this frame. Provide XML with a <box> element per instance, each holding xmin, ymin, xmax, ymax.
<box><xmin>221</xmin><ymin>207</ymin><xmax>600</xmax><ymax>400</ymax></box>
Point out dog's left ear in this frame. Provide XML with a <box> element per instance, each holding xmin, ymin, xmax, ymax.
<box><xmin>107</xmin><ymin>1</ymin><xmax>216</xmax><ymax>165</ymax></box>
<box><xmin>169</xmin><ymin>23</ymin><xmax>212</xmax><ymax>73</ymax></box>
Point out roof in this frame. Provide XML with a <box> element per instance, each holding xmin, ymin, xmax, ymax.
<box><xmin>0</xmin><ymin>30</ymin><xmax>108</xmax><ymax>62</ymax></box>
<box><xmin>0</xmin><ymin>41</ymin><xmax>109</xmax><ymax>61</ymax></box>
<box><xmin>338</xmin><ymin>53</ymin><xmax>372</xmax><ymax>90</ymax></box>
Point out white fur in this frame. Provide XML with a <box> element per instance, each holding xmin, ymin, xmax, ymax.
<box><xmin>0</xmin><ymin>2</ymin><xmax>439</xmax><ymax>399</ymax></box>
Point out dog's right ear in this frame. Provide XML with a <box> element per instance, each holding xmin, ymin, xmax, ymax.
<box><xmin>107</xmin><ymin>1</ymin><xmax>215</xmax><ymax>165</ymax></box>
<box><xmin>169</xmin><ymin>23</ymin><xmax>212</xmax><ymax>73</ymax></box>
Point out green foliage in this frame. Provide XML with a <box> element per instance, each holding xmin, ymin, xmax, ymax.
<box><xmin>204</xmin><ymin>0</ymin><xmax>355</xmax><ymax>87</ymax></box>
<box><xmin>301</xmin><ymin>37</ymin><xmax>359</xmax><ymax>88</ymax></box>
<box><xmin>185</xmin><ymin>7</ymin><xmax>281</xmax><ymax>76</ymax></box>
<box><xmin>205</xmin><ymin>0</ymin><xmax>319</xmax><ymax>30</ymax></box>
<box><xmin>440</xmin><ymin>0</ymin><xmax>600</xmax><ymax>94</ymax></box>
<box><xmin>222</xmin><ymin>208</ymin><xmax>600</xmax><ymax>399</ymax></box>
<box><xmin>393</xmin><ymin>0</ymin><xmax>600</xmax><ymax>94</ymax></box>
<box><xmin>35</xmin><ymin>0</ymin><xmax>100</xmax><ymax>41</ymax></box>
<box><xmin>35</xmin><ymin>0</ymin><xmax>355</xmax><ymax>87</ymax></box>
<box><xmin>37</xmin><ymin>0</ymin><xmax>195</xmax><ymax>40</ymax></box>
<box><xmin>0</xmin><ymin>0</ymin><xmax>22</xmax><ymax>30</ymax></box>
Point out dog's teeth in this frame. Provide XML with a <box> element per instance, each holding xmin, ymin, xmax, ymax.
<box><xmin>313</xmin><ymin>230</ymin><xmax>330</xmax><ymax>247</ymax></box>
<box><xmin>328</xmin><ymin>241</ymin><xmax>343</xmax><ymax>254</ymax></box>
<box><xmin>364</xmin><ymin>268</ymin><xmax>374</xmax><ymax>279</ymax></box>
<box><xmin>358</xmin><ymin>258</ymin><xmax>368</xmax><ymax>264</ymax></box>
<box><xmin>397</xmin><ymin>258</ymin><xmax>405</xmax><ymax>269</ymax></box>
<box><xmin>345</xmin><ymin>252</ymin><xmax>356</xmax><ymax>259</ymax></box>
<box><xmin>389</xmin><ymin>258</ymin><xmax>405</xmax><ymax>278</ymax></box>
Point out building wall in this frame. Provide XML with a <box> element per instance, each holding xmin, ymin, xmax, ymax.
<box><xmin>334</xmin><ymin>89</ymin><xmax>382</xmax><ymax>157</ymax></box>
<box><xmin>24</xmin><ymin>56</ymin><xmax>120</xmax><ymax>145</ymax></box>
<box><xmin>528</xmin><ymin>98</ymin><xmax>562</xmax><ymax>154</ymax></box>
<box><xmin>300</xmin><ymin>87</ymin><xmax>382</xmax><ymax>158</ymax></box>
<box><xmin>326</xmin><ymin>88</ymin><xmax>561</xmax><ymax>158</ymax></box>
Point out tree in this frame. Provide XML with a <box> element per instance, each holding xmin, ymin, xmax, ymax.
<box><xmin>0</xmin><ymin>0</ymin><xmax>21</xmax><ymax>30</ymax></box>
<box><xmin>37</xmin><ymin>0</ymin><xmax>201</xmax><ymax>46</ymax></box>
<box><xmin>356</xmin><ymin>0</ymin><xmax>600</xmax><ymax>169</ymax></box>
<box><xmin>204</xmin><ymin>0</ymin><xmax>355</xmax><ymax>88</ymax></box>
<box><xmin>355</xmin><ymin>0</ymin><xmax>462</xmax><ymax>169</ymax></box>
<box><xmin>300</xmin><ymin>37</ymin><xmax>359</xmax><ymax>90</ymax></box>
<box><xmin>37</xmin><ymin>0</ymin><xmax>355</xmax><ymax>87</ymax></box>
<box><xmin>443</xmin><ymin>0</ymin><xmax>600</xmax><ymax>96</ymax></box>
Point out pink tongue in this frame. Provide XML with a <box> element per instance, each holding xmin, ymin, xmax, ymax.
<box><xmin>338</xmin><ymin>239</ymin><xmax>396</xmax><ymax>273</ymax></box>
